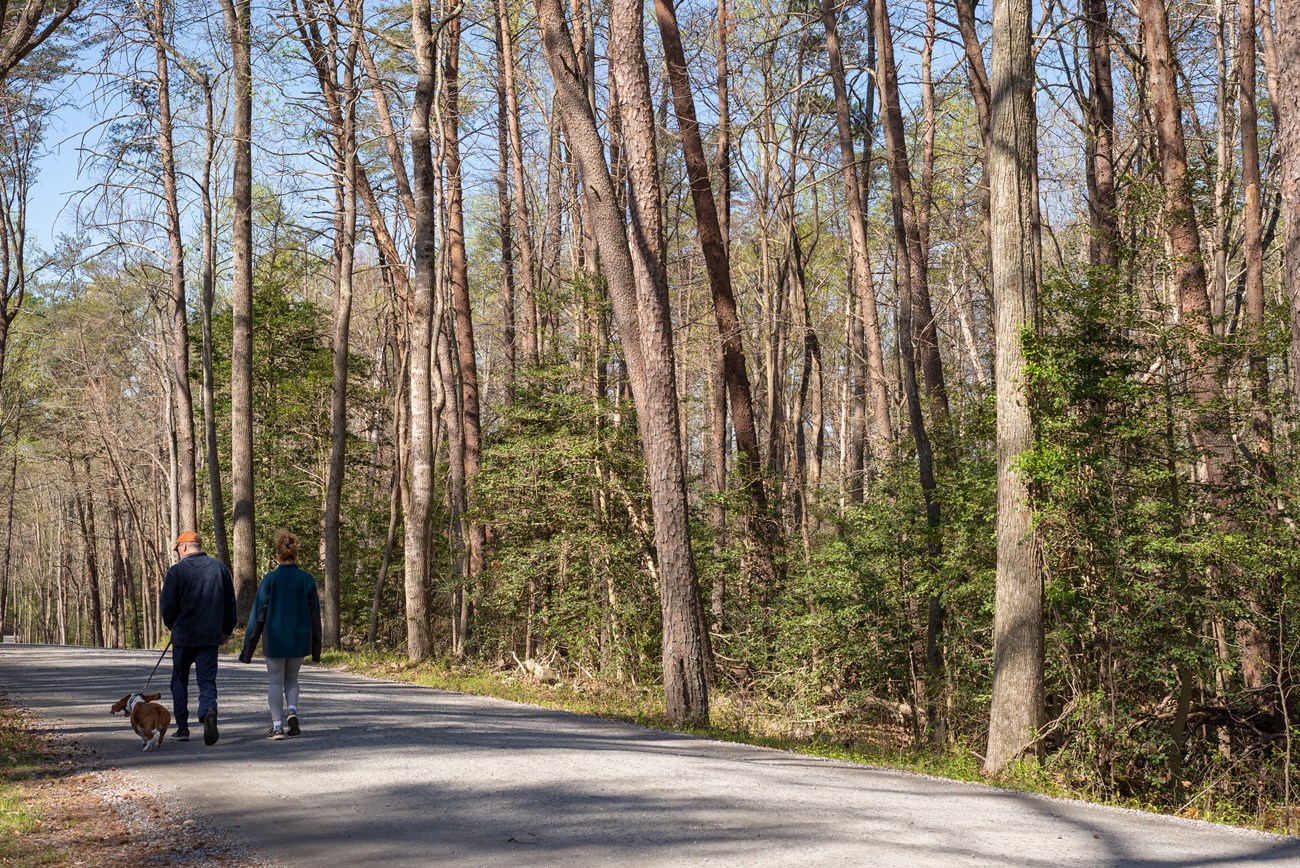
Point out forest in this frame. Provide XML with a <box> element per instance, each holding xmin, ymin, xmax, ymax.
<box><xmin>1</xmin><ymin>0</ymin><xmax>1297</xmax><ymax>828</ymax></box>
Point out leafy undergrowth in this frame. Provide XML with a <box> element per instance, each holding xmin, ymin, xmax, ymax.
<box><xmin>318</xmin><ymin>649</ymin><xmax>1299</xmax><ymax>836</ymax></box>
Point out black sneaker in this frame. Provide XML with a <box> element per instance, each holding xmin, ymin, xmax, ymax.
<box><xmin>202</xmin><ymin>709</ymin><xmax>219</xmax><ymax>746</ymax></box>
<box><xmin>267</xmin><ymin>726</ymin><xmax>285</xmax><ymax>741</ymax></box>
<box><xmin>173</xmin><ymin>728</ymin><xmax>191</xmax><ymax>742</ymax></box>
<box><xmin>285</xmin><ymin>713</ymin><xmax>300</xmax><ymax>737</ymax></box>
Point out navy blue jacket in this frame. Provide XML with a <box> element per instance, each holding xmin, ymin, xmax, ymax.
<box><xmin>161</xmin><ymin>552</ymin><xmax>237</xmax><ymax>647</ymax></box>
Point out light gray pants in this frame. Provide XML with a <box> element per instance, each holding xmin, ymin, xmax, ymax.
<box><xmin>265</xmin><ymin>656</ymin><xmax>304</xmax><ymax>724</ymax></box>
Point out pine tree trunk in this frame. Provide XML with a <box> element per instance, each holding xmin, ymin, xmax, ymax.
<box><xmin>71</xmin><ymin>456</ymin><xmax>105</xmax><ymax>648</ymax></box>
<box><xmin>1138</xmin><ymin>0</ymin><xmax>1231</xmax><ymax>479</ymax></box>
<box><xmin>821</xmin><ymin>0</ymin><xmax>892</xmax><ymax>471</ymax></box>
<box><xmin>874</xmin><ymin>0</ymin><xmax>946</xmax><ymax>741</ymax></box>
<box><xmin>148</xmin><ymin>0</ymin><xmax>197</xmax><ymax>536</ymax></box>
<box><xmin>1278</xmin><ymin>0</ymin><xmax>1300</xmax><ymax>417</ymax></box>
<box><xmin>954</xmin><ymin>0</ymin><xmax>993</xmax><ymax>254</ymax></box>
<box><xmin>493</xmin><ymin>6</ymin><xmax>517</xmax><ymax>392</ymax></box>
<box><xmin>494</xmin><ymin>0</ymin><xmax>540</xmax><ymax>367</ymax></box>
<box><xmin>874</xmin><ymin>0</ymin><xmax>947</xmax><ymax>418</ymax></box>
<box><xmin>323</xmin><ymin>41</ymin><xmax>358</xmax><ymax>652</ymax></box>
<box><xmin>653</xmin><ymin>0</ymin><xmax>779</xmax><ymax>588</ymax></box>
<box><xmin>536</xmin><ymin>0</ymin><xmax>709</xmax><ymax>724</ymax></box>
<box><xmin>357</xmin><ymin>27</ymin><xmax>416</xmax><ymax>229</ymax></box>
<box><xmin>442</xmin><ymin>17</ymin><xmax>486</xmax><ymax>611</ymax></box>
<box><xmin>1241</xmin><ymin>0</ymin><xmax>1273</xmax><ymax>459</ymax></box>
<box><xmin>1085</xmin><ymin>0</ymin><xmax>1118</xmax><ymax>269</ymax></box>
<box><xmin>197</xmin><ymin>78</ymin><xmax>229</xmax><ymax>566</ymax></box>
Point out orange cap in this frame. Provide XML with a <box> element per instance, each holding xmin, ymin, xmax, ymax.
<box><xmin>173</xmin><ymin>531</ymin><xmax>202</xmax><ymax>551</ymax></box>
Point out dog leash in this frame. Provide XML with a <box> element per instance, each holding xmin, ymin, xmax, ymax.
<box><xmin>141</xmin><ymin>637</ymin><xmax>173</xmax><ymax>693</ymax></box>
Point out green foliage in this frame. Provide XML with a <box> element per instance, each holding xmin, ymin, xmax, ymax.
<box><xmin>205</xmin><ymin>256</ymin><xmax>331</xmax><ymax>565</ymax></box>
<box><xmin>200</xmin><ymin>226</ymin><xmax>385</xmax><ymax>640</ymax></box>
<box><xmin>1023</xmin><ymin>263</ymin><xmax>1300</xmax><ymax>816</ymax></box>
<box><xmin>471</xmin><ymin>367</ymin><xmax>660</xmax><ymax>679</ymax></box>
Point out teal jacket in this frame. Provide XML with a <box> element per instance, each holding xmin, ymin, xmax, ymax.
<box><xmin>240</xmin><ymin>564</ymin><xmax>322</xmax><ymax>662</ymax></box>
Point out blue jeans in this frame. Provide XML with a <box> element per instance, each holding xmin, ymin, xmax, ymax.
<box><xmin>171</xmin><ymin>645</ymin><xmax>219</xmax><ymax>730</ymax></box>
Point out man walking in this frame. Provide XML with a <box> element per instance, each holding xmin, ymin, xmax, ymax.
<box><xmin>161</xmin><ymin>531</ymin><xmax>236</xmax><ymax>745</ymax></box>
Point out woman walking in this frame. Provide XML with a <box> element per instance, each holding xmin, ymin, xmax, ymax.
<box><xmin>239</xmin><ymin>529</ymin><xmax>322</xmax><ymax>739</ymax></box>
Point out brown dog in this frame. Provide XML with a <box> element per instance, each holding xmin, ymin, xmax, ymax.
<box><xmin>111</xmin><ymin>692</ymin><xmax>171</xmax><ymax>751</ymax></box>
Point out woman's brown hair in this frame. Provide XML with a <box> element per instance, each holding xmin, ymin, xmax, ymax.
<box><xmin>272</xmin><ymin>528</ymin><xmax>299</xmax><ymax>563</ymax></box>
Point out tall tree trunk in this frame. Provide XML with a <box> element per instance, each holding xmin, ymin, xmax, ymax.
<box><xmin>874</xmin><ymin>0</ymin><xmax>946</xmax><ymax>741</ymax></box>
<box><xmin>0</xmin><ymin>408</ymin><xmax>19</xmax><ymax>633</ymax></box>
<box><xmin>919</xmin><ymin>0</ymin><xmax>937</xmax><ymax>253</ymax></box>
<box><xmin>438</xmin><ymin>311</ymin><xmax>469</xmax><ymax>657</ymax></box>
<box><xmin>1237</xmin><ymin>0</ymin><xmax>1279</xmax><ymax>708</ymax></box>
<box><xmin>1138</xmin><ymin>0</ymin><xmax>1230</xmax><ymax>481</ymax></box>
<box><xmin>442</xmin><ymin>15</ymin><xmax>486</xmax><ymax>620</ymax></box>
<box><xmin>709</xmin><ymin>0</ymin><xmax>730</xmax><ymax>618</ymax></box>
<box><xmin>1085</xmin><ymin>0</ymin><xmax>1118</xmax><ymax>269</ymax></box>
<box><xmin>356</xmin><ymin>27</ymin><xmax>417</xmax><ymax>230</ymax></box>
<box><xmin>536</xmin><ymin>0</ymin><xmax>709</xmax><ymax>724</ymax></box>
<box><xmin>821</xmin><ymin>0</ymin><xmax>892</xmax><ymax>472</ymax></box>
<box><xmin>875</xmin><ymin>0</ymin><xmax>947</xmax><ymax>418</ymax></box>
<box><xmin>148</xmin><ymin>0</ymin><xmax>197</xmax><ymax>536</ymax></box>
<box><xmin>493</xmin><ymin>0</ymin><xmax>540</xmax><ymax>367</ymax></box>
<box><xmin>1279</xmin><ymin>0</ymin><xmax>1300</xmax><ymax>416</ymax></box>
<box><xmin>197</xmin><ymin>77</ymin><xmax>229</xmax><ymax>566</ymax></box>
<box><xmin>653</xmin><ymin>0</ymin><xmax>779</xmax><ymax>588</ymax></box>
<box><xmin>954</xmin><ymin>0</ymin><xmax>993</xmax><ymax>258</ymax></box>
<box><xmin>1241</xmin><ymin>0</ymin><xmax>1273</xmax><ymax>460</ymax></box>
<box><xmin>984</xmin><ymin>0</ymin><xmax>1044</xmax><ymax>775</ymax></box>
<box><xmin>404</xmin><ymin>0</ymin><xmax>454</xmax><ymax>661</ymax></box>
<box><xmin>1211</xmin><ymin>0</ymin><xmax>1235</xmax><ymax>335</ymax></box>
<box><xmin>322</xmin><ymin>8</ymin><xmax>360</xmax><ymax>651</ymax></box>
<box><xmin>71</xmin><ymin>456</ymin><xmax>105</xmax><ymax>648</ymax></box>
<box><xmin>611</xmin><ymin>0</ymin><xmax>716</xmax><ymax>676</ymax></box>
<box><xmin>493</xmin><ymin>4</ymin><xmax>517</xmax><ymax>392</ymax></box>
<box><xmin>217</xmin><ymin>0</ymin><xmax>256</xmax><ymax>618</ymax></box>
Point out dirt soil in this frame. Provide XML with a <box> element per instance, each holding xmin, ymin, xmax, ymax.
<box><xmin>0</xmin><ymin>695</ymin><xmax>272</xmax><ymax>867</ymax></box>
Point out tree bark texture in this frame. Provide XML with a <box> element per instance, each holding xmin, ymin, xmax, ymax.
<box><xmin>821</xmin><ymin>0</ymin><xmax>893</xmax><ymax>467</ymax></box>
<box><xmin>1138</xmin><ymin>0</ymin><xmax>1232</xmax><ymax>482</ymax></box>
<box><xmin>403</xmin><ymin>0</ymin><xmax>451</xmax><ymax>661</ymax></box>
<box><xmin>441</xmin><ymin>15</ymin><xmax>486</xmax><ymax>591</ymax></box>
<box><xmin>873</xmin><ymin>0</ymin><xmax>948</xmax><ymax>419</ymax></box>
<box><xmin>323</xmin><ymin>26</ymin><xmax>358</xmax><ymax>652</ymax></box>
<box><xmin>984</xmin><ymin>0</ymin><xmax>1044</xmax><ymax>775</ymax></box>
<box><xmin>536</xmin><ymin>0</ymin><xmax>709</xmax><ymax>724</ymax></box>
<box><xmin>217</xmin><ymin>0</ymin><xmax>256</xmax><ymax>618</ymax></box>
<box><xmin>148</xmin><ymin>0</ymin><xmax>197</xmax><ymax>536</ymax></box>
<box><xmin>1278</xmin><ymin>0</ymin><xmax>1300</xmax><ymax>417</ymax></box>
<box><xmin>494</xmin><ymin>0</ymin><xmax>540</xmax><ymax>368</ymax></box>
<box><xmin>493</xmin><ymin>5</ymin><xmax>517</xmax><ymax>391</ymax></box>
<box><xmin>1241</xmin><ymin>0</ymin><xmax>1273</xmax><ymax>458</ymax></box>
<box><xmin>290</xmin><ymin>0</ymin><xmax>360</xmax><ymax>652</ymax></box>
<box><xmin>196</xmin><ymin>76</ymin><xmax>229</xmax><ymax>567</ymax></box>
<box><xmin>1085</xmin><ymin>0</ymin><xmax>1119</xmax><ymax>270</ymax></box>
<box><xmin>653</xmin><ymin>0</ymin><xmax>779</xmax><ymax>587</ymax></box>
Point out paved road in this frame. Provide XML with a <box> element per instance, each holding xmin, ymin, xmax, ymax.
<box><xmin>2</xmin><ymin>644</ymin><xmax>1297</xmax><ymax>866</ymax></box>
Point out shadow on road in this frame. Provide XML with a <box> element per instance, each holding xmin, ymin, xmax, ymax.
<box><xmin>4</xmin><ymin>645</ymin><xmax>1297</xmax><ymax>867</ymax></box>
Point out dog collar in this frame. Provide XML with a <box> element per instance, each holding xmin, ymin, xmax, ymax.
<box><xmin>126</xmin><ymin>694</ymin><xmax>146</xmax><ymax>713</ymax></box>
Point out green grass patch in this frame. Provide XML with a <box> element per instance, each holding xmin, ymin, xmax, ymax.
<box><xmin>0</xmin><ymin>781</ymin><xmax>40</xmax><ymax>837</ymax></box>
<box><xmin>0</xmin><ymin>702</ymin><xmax>49</xmax><ymax>858</ymax></box>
